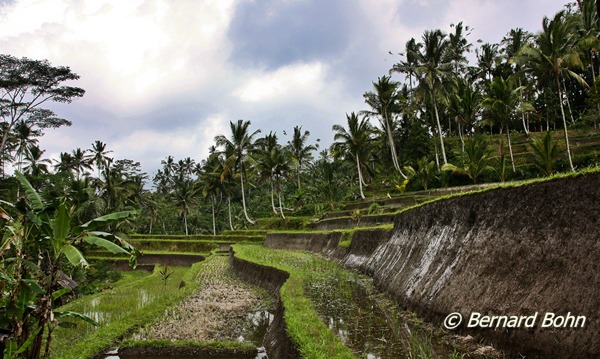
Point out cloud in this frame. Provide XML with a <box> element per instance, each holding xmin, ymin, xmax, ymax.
<box><xmin>1</xmin><ymin>0</ymin><xmax>570</xmax><ymax>182</ymax></box>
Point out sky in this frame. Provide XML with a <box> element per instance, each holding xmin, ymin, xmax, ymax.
<box><xmin>0</xmin><ymin>0</ymin><xmax>567</xmax><ymax>181</ymax></box>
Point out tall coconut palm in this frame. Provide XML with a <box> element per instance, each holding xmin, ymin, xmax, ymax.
<box><xmin>501</xmin><ymin>28</ymin><xmax>534</xmax><ymax>135</ymax></box>
<box><xmin>54</xmin><ymin>152</ymin><xmax>75</xmax><ymax>176</ymax></box>
<box><xmin>171</xmin><ymin>178</ymin><xmax>198</xmax><ymax>235</ymax></box>
<box><xmin>22</xmin><ymin>144</ymin><xmax>51</xmax><ymax>176</ymax></box>
<box><xmin>215</xmin><ymin>119</ymin><xmax>260</xmax><ymax>225</ymax></box>
<box><xmin>90</xmin><ymin>140</ymin><xmax>113</xmax><ymax>177</ymax></box>
<box><xmin>390</xmin><ymin>38</ymin><xmax>423</xmax><ymax>90</ymax></box>
<box><xmin>11</xmin><ymin>121</ymin><xmax>40</xmax><ymax>172</ymax></box>
<box><xmin>256</xmin><ymin>132</ymin><xmax>281</xmax><ymax>215</ymax></box>
<box><xmin>415</xmin><ymin>29</ymin><xmax>452</xmax><ymax>165</ymax></box>
<box><xmin>476</xmin><ymin>43</ymin><xmax>500</xmax><ymax>83</ymax></box>
<box><xmin>331</xmin><ymin>112</ymin><xmax>374</xmax><ymax>199</ymax></box>
<box><xmin>269</xmin><ymin>145</ymin><xmax>293</xmax><ymax>219</ymax></box>
<box><xmin>71</xmin><ymin>148</ymin><xmax>93</xmax><ymax>180</ymax></box>
<box><xmin>516</xmin><ymin>10</ymin><xmax>588</xmax><ymax>171</ymax></box>
<box><xmin>481</xmin><ymin>76</ymin><xmax>535</xmax><ymax>172</ymax></box>
<box><xmin>447</xmin><ymin>78</ymin><xmax>481</xmax><ymax>151</ymax></box>
<box><xmin>287</xmin><ymin>126</ymin><xmax>316</xmax><ymax>190</ymax></box>
<box><xmin>445</xmin><ymin>22</ymin><xmax>473</xmax><ymax>74</ymax></box>
<box><xmin>362</xmin><ymin>75</ymin><xmax>407</xmax><ymax>176</ymax></box>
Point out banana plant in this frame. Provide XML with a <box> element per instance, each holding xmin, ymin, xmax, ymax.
<box><xmin>1</xmin><ymin>172</ymin><xmax>139</xmax><ymax>359</ymax></box>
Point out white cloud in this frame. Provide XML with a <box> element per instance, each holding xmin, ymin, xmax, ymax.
<box><xmin>234</xmin><ymin>62</ymin><xmax>325</xmax><ymax>103</ymax></box>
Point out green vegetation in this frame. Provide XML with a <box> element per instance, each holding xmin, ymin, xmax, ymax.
<box><xmin>233</xmin><ymin>244</ymin><xmax>355</xmax><ymax>359</ymax></box>
<box><xmin>2</xmin><ymin>1</ymin><xmax>600</xmax><ymax>357</ymax></box>
<box><xmin>50</xmin><ymin>263</ymin><xmax>203</xmax><ymax>359</ymax></box>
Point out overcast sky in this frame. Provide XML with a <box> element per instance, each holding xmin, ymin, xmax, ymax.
<box><xmin>0</xmin><ymin>0</ymin><xmax>567</xmax><ymax>180</ymax></box>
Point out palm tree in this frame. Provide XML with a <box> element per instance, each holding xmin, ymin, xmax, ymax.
<box><xmin>171</xmin><ymin>178</ymin><xmax>198</xmax><ymax>235</ymax></box>
<box><xmin>256</xmin><ymin>132</ymin><xmax>281</xmax><ymax>215</ymax></box>
<box><xmin>442</xmin><ymin>136</ymin><xmax>494</xmax><ymax>183</ymax></box>
<box><xmin>390</xmin><ymin>38</ymin><xmax>423</xmax><ymax>90</ymax></box>
<box><xmin>481</xmin><ymin>76</ymin><xmax>535</xmax><ymax>172</ymax></box>
<box><xmin>362</xmin><ymin>75</ymin><xmax>407</xmax><ymax>176</ymax></box>
<box><xmin>215</xmin><ymin>119</ymin><xmax>260</xmax><ymax>225</ymax></box>
<box><xmin>54</xmin><ymin>152</ymin><xmax>75</xmax><ymax>176</ymax></box>
<box><xmin>530</xmin><ymin>131</ymin><xmax>562</xmax><ymax>176</ymax></box>
<box><xmin>476</xmin><ymin>43</ymin><xmax>500</xmax><ymax>83</ymax></box>
<box><xmin>12</xmin><ymin>121</ymin><xmax>40</xmax><ymax>172</ymax></box>
<box><xmin>22</xmin><ymin>144</ymin><xmax>51</xmax><ymax>177</ymax></box>
<box><xmin>331</xmin><ymin>112</ymin><xmax>374</xmax><ymax>199</ymax></box>
<box><xmin>445</xmin><ymin>22</ymin><xmax>473</xmax><ymax>74</ymax></box>
<box><xmin>71</xmin><ymin>148</ymin><xmax>93</xmax><ymax>179</ymax></box>
<box><xmin>501</xmin><ymin>28</ymin><xmax>534</xmax><ymax>135</ymax></box>
<box><xmin>415</xmin><ymin>29</ymin><xmax>452</xmax><ymax>165</ymax></box>
<box><xmin>287</xmin><ymin>126</ymin><xmax>316</xmax><ymax>189</ymax></box>
<box><xmin>516</xmin><ymin>10</ymin><xmax>588</xmax><ymax>171</ymax></box>
<box><xmin>447</xmin><ymin>78</ymin><xmax>481</xmax><ymax>151</ymax></box>
<box><xmin>90</xmin><ymin>140</ymin><xmax>112</xmax><ymax>177</ymax></box>
<box><xmin>270</xmin><ymin>146</ymin><xmax>293</xmax><ymax>219</ymax></box>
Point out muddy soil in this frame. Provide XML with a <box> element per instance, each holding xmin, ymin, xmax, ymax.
<box><xmin>132</xmin><ymin>256</ymin><xmax>273</xmax><ymax>343</ymax></box>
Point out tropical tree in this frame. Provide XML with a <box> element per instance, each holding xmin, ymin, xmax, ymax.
<box><xmin>0</xmin><ymin>172</ymin><xmax>137</xmax><ymax>359</ymax></box>
<box><xmin>447</xmin><ymin>78</ymin><xmax>481</xmax><ymax>151</ymax></box>
<box><xmin>71</xmin><ymin>148</ymin><xmax>93</xmax><ymax>180</ymax></box>
<box><xmin>415</xmin><ymin>29</ymin><xmax>452</xmax><ymax>165</ymax></box>
<box><xmin>215</xmin><ymin>119</ymin><xmax>260</xmax><ymax>224</ymax></box>
<box><xmin>171</xmin><ymin>178</ymin><xmax>198</xmax><ymax>235</ymax></box>
<box><xmin>22</xmin><ymin>144</ymin><xmax>51</xmax><ymax>177</ymax></box>
<box><xmin>331</xmin><ymin>112</ymin><xmax>374</xmax><ymax>199</ymax></box>
<box><xmin>256</xmin><ymin>132</ymin><xmax>282</xmax><ymax>215</ymax></box>
<box><xmin>390</xmin><ymin>38</ymin><xmax>423</xmax><ymax>90</ymax></box>
<box><xmin>442</xmin><ymin>136</ymin><xmax>494</xmax><ymax>183</ymax></box>
<box><xmin>403</xmin><ymin>157</ymin><xmax>437</xmax><ymax>190</ymax></box>
<box><xmin>501</xmin><ymin>28</ymin><xmax>534</xmax><ymax>135</ymax></box>
<box><xmin>481</xmin><ymin>76</ymin><xmax>535</xmax><ymax>172</ymax></box>
<box><xmin>0</xmin><ymin>55</ymin><xmax>84</xmax><ymax>160</ymax></box>
<box><xmin>516</xmin><ymin>10</ymin><xmax>588</xmax><ymax>171</ymax></box>
<box><xmin>530</xmin><ymin>131</ymin><xmax>562</xmax><ymax>176</ymax></box>
<box><xmin>362</xmin><ymin>75</ymin><xmax>407</xmax><ymax>176</ymax></box>
<box><xmin>287</xmin><ymin>126</ymin><xmax>316</xmax><ymax>189</ymax></box>
<box><xmin>90</xmin><ymin>140</ymin><xmax>112</xmax><ymax>177</ymax></box>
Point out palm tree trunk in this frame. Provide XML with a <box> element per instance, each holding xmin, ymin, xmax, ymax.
<box><xmin>518</xmin><ymin>78</ymin><xmax>530</xmax><ymax>136</ymax></box>
<box><xmin>211</xmin><ymin>195</ymin><xmax>216</xmax><ymax>235</ymax></box>
<box><xmin>383</xmin><ymin>110</ymin><xmax>407</xmax><ymax>178</ymax></box>
<box><xmin>356</xmin><ymin>156</ymin><xmax>365</xmax><ymax>199</ymax></box>
<box><xmin>239</xmin><ymin>168</ymin><xmax>255</xmax><ymax>224</ymax></box>
<box><xmin>431</xmin><ymin>91</ymin><xmax>448</xmax><ymax>164</ymax></box>
<box><xmin>458</xmin><ymin>123</ymin><xmax>465</xmax><ymax>153</ymax></box>
<box><xmin>557</xmin><ymin>77</ymin><xmax>575</xmax><ymax>172</ymax></box>
<box><xmin>149</xmin><ymin>217</ymin><xmax>153</xmax><ymax>234</ymax></box>
<box><xmin>183</xmin><ymin>211</ymin><xmax>188</xmax><ymax>235</ymax></box>
<box><xmin>277</xmin><ymin>186</ymin><xmax>285</xmax><ymax>220</ymax></box>
<box><xmin>507</xmin><ymin>127</ymin><xmax>516</xmax><ymax>172</ymax></box>
<box><xmin>227</xmin><ymin>196</ymin><xmax>234</xmax><ymax>230</ymax></box>
<box><xmin>562</xmin><ymin>78</ymin><xmax>576</xmax><ymax>125</ymax></box>
<box><xmin>270</xmin><ymin>179</ymin><xmax>277</xmax><ymax>215</ymax></box>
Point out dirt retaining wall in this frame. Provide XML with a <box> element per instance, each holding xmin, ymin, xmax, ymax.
<box><xmin>355</xmin><ymin>174</ymin><xmax>600</xmax><ymax>358</ymax></box>
<box><xmin>264</xmin><ymin>232</ymin><xmax>343</xmax><ymax>256</ymax></box>
<box><xmin>230</xmin><ymin>250</ymin><xmax>300</xmax><ymax>359</ymax></box>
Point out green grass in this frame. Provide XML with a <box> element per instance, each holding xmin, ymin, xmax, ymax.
<box><xmin>129</xmin><ymin>234</ymin><xmax>264</xmax><ymax>241</ymax></box>
<box><xmin>232</xmin><ymin>244</ymin><xmax>356</xmax><ymax>359</ymax></box>
<box><xmin>50</xmin><ymin>261</ymin><xmax>206</xmax><ymax>359</ymax></box>
<box><xmin>391</xmin><ymin>166</ymin><xmax>600</xmax><ymax>217</ymax></box>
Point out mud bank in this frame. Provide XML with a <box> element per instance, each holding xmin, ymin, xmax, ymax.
<box><xmin>230</xmin><ymin>250</ymin><xmax>300</xmax><ymax>359</ymax></box>
<box><xmin>264</xmin><ymin>232</ymin><xmax>343</xmax><ymax>257</ymax></box>
<box><xmin>269</xmin><ymin>174</ymin><xmax>600</xmax><ymax>358</ymax></box>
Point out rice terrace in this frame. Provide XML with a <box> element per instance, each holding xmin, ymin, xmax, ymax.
<box><xmin>1</xmin><ymin>1</ymin><xmax>600</xmax><ymax>358</ymax></box>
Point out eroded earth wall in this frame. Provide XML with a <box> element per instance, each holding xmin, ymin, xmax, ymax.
<box><xmin>347</xmin><ymin>174</ymin><xmax>599</xmax><ymax>358</ymax></box>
